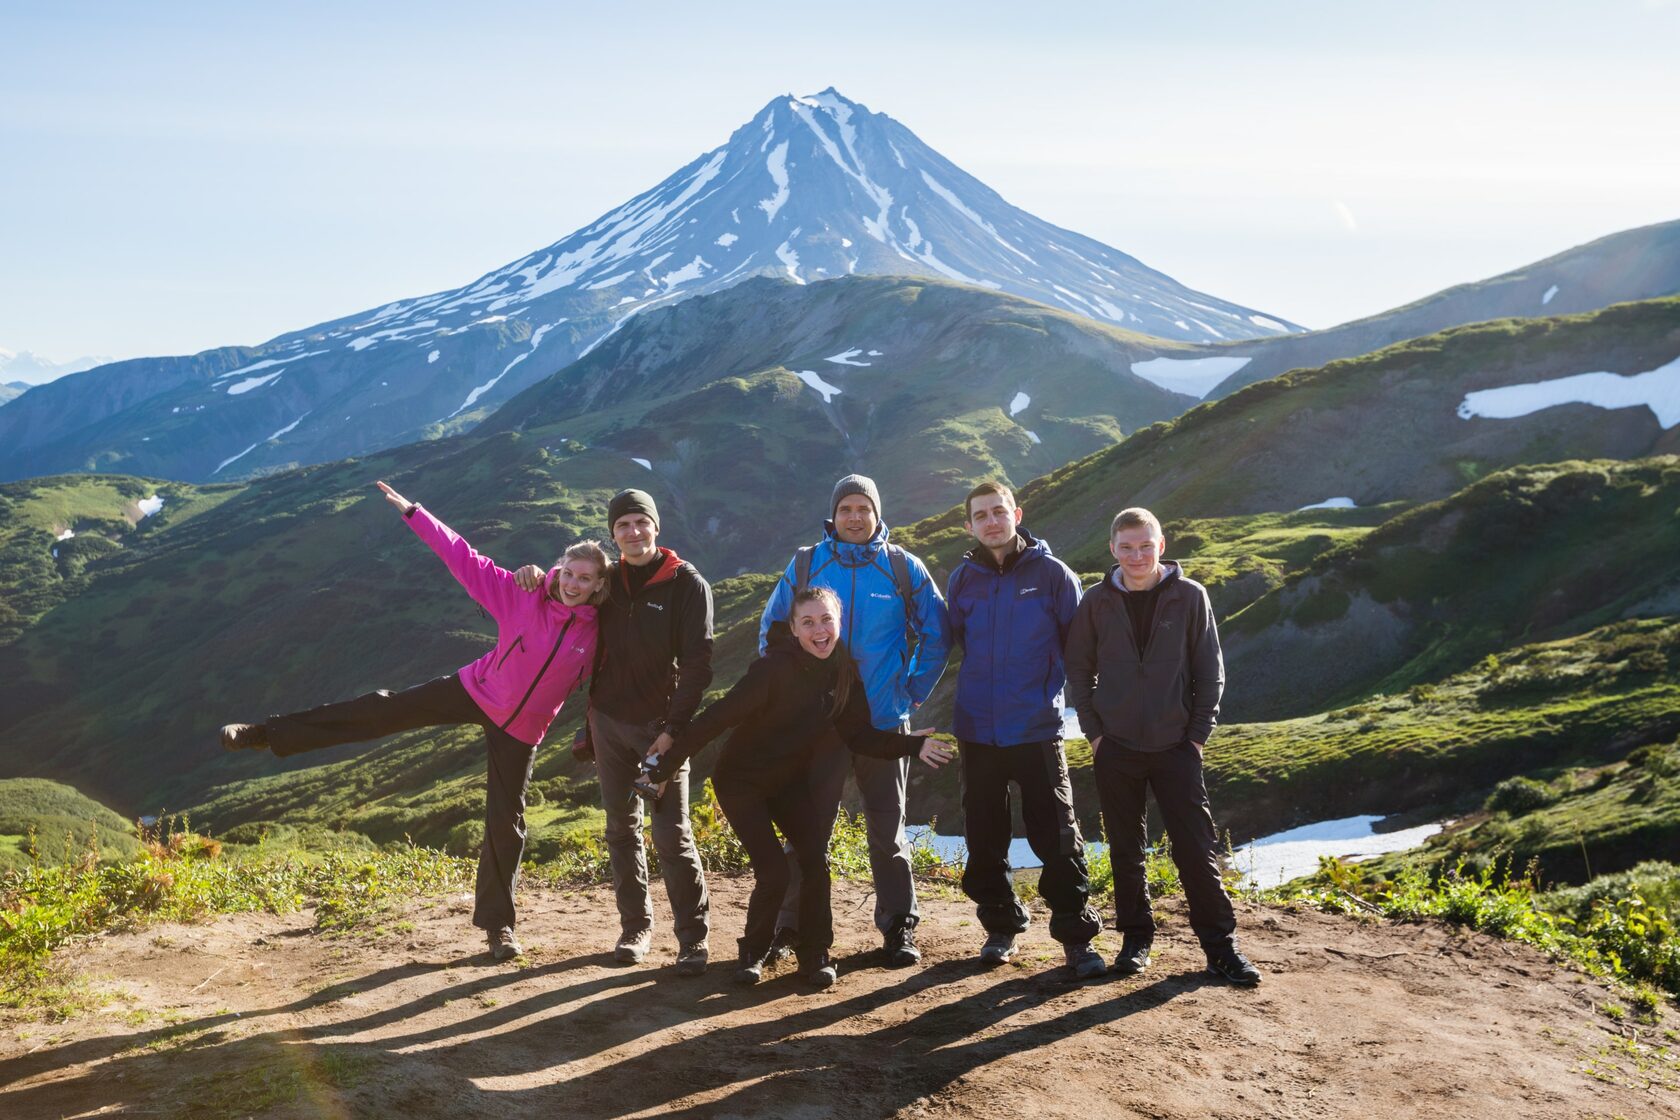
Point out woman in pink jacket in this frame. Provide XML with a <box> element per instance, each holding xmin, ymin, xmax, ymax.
<box><xmin>220</xmin><ymin>480</ymin><xmax>607</xmax><ymax>960</ymax></box>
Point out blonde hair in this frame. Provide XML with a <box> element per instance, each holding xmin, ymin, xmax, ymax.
<box><xmin>1110</xmin><ymin>507</ymin><xmax>1164</xmax><ymax>541</ymax></box>
<box><xmin>555</xmin><ymin>539</ymin><xmax>612</xmax><ymax>605</ymax></box>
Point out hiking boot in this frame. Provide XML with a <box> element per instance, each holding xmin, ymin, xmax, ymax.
<box><xmin>799</xmin><ymin>949</ymin><xmax>837</xmax><ymax>991</ymax></box>
<box><xmin>734</xmin><ymin>941</ymin><xmax>767</xmax><ymax>986</ymax></box>
<box><xmin>882</xmin><ymin>915</ymin><xmax>920</xmax><ymax>968</ymax></box>
<box><xmin>1206</xmin><ymin>945</ymin><xmax>1262</xmax><ymax>986</ymax></box>
<box><xmin>487</xmin><ymin>927</ymin><xmax>522</xmax><ymax>962</ymax></box>
<box><xmin>1064</xmin><ymin>940</ymin><xmax>1106</xmax><ymax>980</ymax></box>
<box><xmin>1112</xmin><ymin>936</ymin><xmax>1152</xmax><ymax>977</ymax></box>
<box><xmin>614</xmin><ymin>929</ymin><xmax>651</xmax><ymax>965</ymax></box>
<box><xmin>767</xmin><ymin>925</ymin><xmax>799</xmax><ymax>964</ymax></box>
<box><xmin>220</xmin><ymin>723</ymin><xmax>268</xmax><ymax>752</ymax></box>
<box><xmin>674</xmin><ymin>940</ymin><xmax>709</xmax><ymax>977</ymax></box>
<box><xmin>978</xmin><ymin>931</ymin><xmax>1018</xmax><ymax>967</ymax></box>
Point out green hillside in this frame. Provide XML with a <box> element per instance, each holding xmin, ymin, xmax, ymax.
<box><xmin>1219</xmin><ymin>457</ymin><xmax>1680</xmax><ymax>720</ymax></box>
<box><xmin>896</xmin><ymin>298</ymin><xmax>1680</xmax><ymax>572</ymax></box>
<box><xmin>0</xmin><ymin>779</ymin><xmax>137</xmax><ymax>872</ymax></box>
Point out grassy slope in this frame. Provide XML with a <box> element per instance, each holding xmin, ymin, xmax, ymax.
<box><xmin>893</xmin><ymin>298</ymin><xmax>1680</xmax><ymax>577</ymax></box>
<box><xmin>0</xmin><ymin>779</ymin><xmax>138</xmax><ymax>872</ymax></box>
<box><xmin>0</xmin><ymin>475</ymin><xmax>237</xmax><ymax>644</ymax></box>
<box><xmin>1219</xmin><ymin>457</ymin><xmax>1680</xmax><ymax>720</ymax></box>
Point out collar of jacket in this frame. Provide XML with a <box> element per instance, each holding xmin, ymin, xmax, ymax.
<box><xmin>820</xmin><ymin>519</ymin><xmax>891</xmax><ymax>566</ymax></box>
<box><xmin>618</xmin><ymin>547</ymin><xmax>685</xmax><ymax>594</ymax></box>
<box><xmin>1103</xmin><ymin>558</ymin><xmax>1183</xmax><ymax>595</ymax></box>
<box><xmin>963</xmin><ymin>528</ymin><xmax>1047</xmax><ymax>575</ymax></box>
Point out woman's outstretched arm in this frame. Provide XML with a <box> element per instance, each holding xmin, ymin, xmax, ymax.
<box><xmin>378</xmin><ymin>480</ymin><xmax>525</xmax><ymax>622</ymax></box>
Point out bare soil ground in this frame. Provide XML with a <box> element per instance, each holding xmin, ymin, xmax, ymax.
<box><xmin>2</xmin><ymin>877</ymin><xmax>1675</xmax><ymax>1119</ymax></box>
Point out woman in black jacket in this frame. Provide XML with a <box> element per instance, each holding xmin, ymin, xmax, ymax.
<box><xmin>648</xmin><ymin>586</ymin><xmax>952</xmax><ymax>988</ymax></box>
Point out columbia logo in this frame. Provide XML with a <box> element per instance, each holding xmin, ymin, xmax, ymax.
<box><xmin>1019</xmin><ymin>586</ymin><xmax>1039</xmax><ymax>595</ymax></box>
<box><xmin>869</xmin><ymin>592</ymin><xmax>894</xmax><ymax>601</ymax></box>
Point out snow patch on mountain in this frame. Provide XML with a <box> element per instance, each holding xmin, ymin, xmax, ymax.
<box><xmin>215</xmin><ymin>352</ymin><xmax>325</xmax><ymax>382</ymax></box>
<box><xmin>215</xmin><ymin>413</ymin><xmax>308</xmax><ymax>475</ymax></box>
<box><xmin>776</xmin><ymin>241</ymin><xmax>804</xmax><ymax>284</ymax></box>
<box><xmin>631</xmin><ymin>457</ymin><xmax>652</xmax><ymax>470</ymax></box>
<box><xmin>1009</xmin><ymin>392</ymin><xmax>1030</xmax><ymax>417</ymax></box>
<box><xmin>226</xmin><ymin>371</ymin><xmax>283</xmax><ymax>395</ymax></box>
<box><xmin>796</xmin><ymin>370</ymin><xmax>843</xmax><ymax>403</ymax></box>
<box><xmin>1297</xmin><ymin>497</ymin><xmax>1358</xmax><ymax>511</ymax></box>
<box><xmin>447</xmin><ymin>354</ymin><xmax>529</xmax><ymax>420</ymax></box>
<box><xmin>1456</xmin><ymin>355</ymin><xmax>1680</xmax><ymax>429</ymax></box>
<box><xmin>1542</xmin><ymin>284</ymin><xmax>1560</xmax><ymax>305</ymax></box>
<box><xmin>715</xmin><ymin>233</ymin><xmax>739</xmax><ymax>248</ymax></box>
<box><xmin>137</xmin><ymin>495</ymin><xmax>164</xmax><ymax>518</ymax></box>
<box><xmin>427</xmin><ymin>350</ymin><xmax>440</xmax><ymax>363</ymax></box>
<box><xmin>826</xmin><ymin>349</ymin><xmax>870</xmax><ymax>367</ymax></box>
<box><xmin>758</xmin><ymin>142</ymin><xmax>791</xmax><ymax>222</ymax></box>
<box><xmin>1129</xmin><ymin>356</ymin><xmax>1253</xmax><ymax>399</ymax></box>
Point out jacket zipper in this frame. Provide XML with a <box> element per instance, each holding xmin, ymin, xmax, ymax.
<box><xmin>499</xmin><ymin>616</ymin><xmax>575</xmax><ymax>733</ymax></box>
<box><xmin>495</xmin><ymin>635</ymin><xmax>525</xmax><ymax>671</ymax></box>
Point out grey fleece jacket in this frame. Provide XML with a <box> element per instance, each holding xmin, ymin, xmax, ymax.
<box><xmin>1063</xmin><ymin>560</ymin><xmax>1224</xmax><ymax>751</ymax></box>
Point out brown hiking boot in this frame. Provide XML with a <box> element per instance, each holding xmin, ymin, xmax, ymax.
<box><xmin>220</xmin><ymin>723</ymin><xmax>268</xmax><ymax>752</ymax></box>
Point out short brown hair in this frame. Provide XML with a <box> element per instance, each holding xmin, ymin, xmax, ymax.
<box><xmin>1110</xmin><ymin>507</ymin><xmax>1163</xmax><ymax>540</ymax></box>
<box><xmin>965</xmin><ymin>480</ymin><xmax>1016</xmax><ymax>521</ymax></box>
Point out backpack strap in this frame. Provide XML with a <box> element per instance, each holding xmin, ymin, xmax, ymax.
<box><xmin>885</xmin><ymin>543</ymin><xmax>920</xmax><ymax>651</ymax></box>
<box><xmin>794</xmin><ymin>545</ymin><xmax>815</xmax><ymax>592</ymax></box>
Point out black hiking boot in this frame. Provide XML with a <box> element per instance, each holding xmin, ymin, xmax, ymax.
<box><xmin>1064</xmin><ymin>940</ymin><xmax>1107</xmax><ymax>980</ymax></box>
<box><xmin>882</xmin><ymin>915</ymin><xmax>920</xmax><ymax>968</ymax></box>
<box><xmin>767</xmin><ymin>924</ymin><xmax>799</xmax><ymax>964</ymax></box>
<box><xmin>734</xmin><ymin>940</ymin><xmax>768</xmax><ymax>986</ymax></box>
<box><xmin>1206</xmin><ymin>945</ymin><xmax>1262</xmax><ymax>986</ymax></box>
<box><xmin>978</xmin><ymin>931</ymin><xmax>1018</xmax><ymax>966</ymax></box>
<box><xmin>674</xmin><ymin>940</ymin><xmax>709</xmax><ymax>977</ymax></box>
<box><xmin>1112</xmin><ymin>935</ymin><xmax>1152</xmax><ymax>977</ymax></box>
<box><xmin>799</xmin><ymin>949</ymin><xmax>837</xmax><ymax>990</ymax></box>
<box><xmin>220</xmin><ymin>723</ymin><xmax>268</xmax><ymax>752</ymax></box>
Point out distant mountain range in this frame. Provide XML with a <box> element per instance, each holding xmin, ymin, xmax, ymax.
<box><xmin>0</xmin><ymin>88</ymin><xmax>1297</xmax><ymax>485</ymax></box>
<box><xmin>0</xmin><ymin>348</ymin><xmax>111</xmax><ymax>385</ymax></box>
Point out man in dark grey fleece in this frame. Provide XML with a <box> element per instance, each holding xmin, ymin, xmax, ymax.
<box><xmin>1064</xmin><ymin>506</ymin><xmax>1261</xmax><ymax>986</ymax></box>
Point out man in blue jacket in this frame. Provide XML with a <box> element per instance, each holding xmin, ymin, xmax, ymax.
<box><xmin>946</xmin><ymin>481</ymin><xmax>1105</xmax><ymax>977</ymax></box>
<box><xmin>758</xmin><ymin>474</ymin><xmax>951</xmax><ymax>966</ymax></box>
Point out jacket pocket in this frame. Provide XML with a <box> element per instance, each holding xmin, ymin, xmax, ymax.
<box><xmin>495</xmin><ymin>635</ymin><xmax>525</xmax><ymax>671</ymax></box>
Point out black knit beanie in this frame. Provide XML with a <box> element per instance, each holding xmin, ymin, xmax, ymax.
<box><xmin>608</xmin><ymin>488</ymin><xmax>660</xmax><ymax>530</ymax></box>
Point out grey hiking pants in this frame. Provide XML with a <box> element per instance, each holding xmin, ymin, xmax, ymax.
<box><xmin>778</xmin><ymin>731</ymin><xmax>918</xmax><ymax>935</ymax></box>
<box><xmin>590</xmin><ymin>707</ymin><xmax>710</xmax><ymax>946</ymax></box>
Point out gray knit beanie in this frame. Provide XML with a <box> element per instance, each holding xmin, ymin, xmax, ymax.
<box><xmin>831</xmin><ymin>474</ymin><xmax>882</xmax><ymax>522</ymax></box>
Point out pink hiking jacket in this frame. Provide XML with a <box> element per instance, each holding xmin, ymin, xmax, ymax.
<box><xmin>406</xmin><ymin>504</ymin><xmax>598</xmax><ymax>745</ymax></box>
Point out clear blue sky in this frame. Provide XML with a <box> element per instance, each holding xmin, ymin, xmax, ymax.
<box><xmin>3</xmin><ymin>0</ymin><xmax>1676</xmax><ymax>364</ymax></box>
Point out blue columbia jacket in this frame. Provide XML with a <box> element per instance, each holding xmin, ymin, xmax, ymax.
<box><xmin>945</xmin><ymin>529</ymin><xmax>1082</xmax><ymax>746</ymax></box>
<box><xmin>758</xmin><ymin>521</ymin><xmax>952</xmax><ymax>731</ymax></box>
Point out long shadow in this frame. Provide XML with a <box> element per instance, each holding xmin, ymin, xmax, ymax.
<box><xmin>0</xmin><ymin>953</ymin><xmax>1212</xmax><ymax>1119</ymax></box>
<box><xmin>0</xmin><ymin>949</ymin><xmax>606</xmax><ymax>1091</ymax></box>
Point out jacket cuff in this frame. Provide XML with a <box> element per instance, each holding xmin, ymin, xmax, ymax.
<box><xmin>1075</xmin><ymin>712</ymin><xmax>1105</xmax><ymax>742</ymax></box>
<box><xmin>403</xmin><ymin>503</ymin><xmax>421</xmax><ymax>519</ymax></box>
<box><xmin>1187</xmin><ymin>721</ymin><xmax>1215</xmax><ymax>746</ymax></box>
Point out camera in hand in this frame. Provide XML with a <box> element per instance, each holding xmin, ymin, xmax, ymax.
<box><xmin>630</xmin><ymin>751</ymin><xmax>664</xmax><ymax>802</ymax></box>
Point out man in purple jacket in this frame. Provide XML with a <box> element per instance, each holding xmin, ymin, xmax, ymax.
<box><xmin>945</xmin><ymin>482</ymin><xmax>1104</xmax><ymax>978</ymax></box>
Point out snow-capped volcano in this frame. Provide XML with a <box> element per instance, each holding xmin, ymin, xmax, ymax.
<box><xmin>0</xmin><ymin>88</ymin><xmax>1299</xmax><ymax>483</ymax></box>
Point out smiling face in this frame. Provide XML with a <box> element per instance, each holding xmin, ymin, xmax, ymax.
<box><xmin>1110</xmin><ymin>524</ymin><xmax>1166</xmax><ymax>589</ymax></box>
<box><xmin>550</xmin><ymin>556</ymin><xmax>607</xmax><ymax>606</ymax></box>
<box><xmin>833</xmin><ymin>495</ymin><xmax>879</xmax><ymax>545</ymax></box>
<box><xmin>791</xmin><ymin>595</ymin><xmax>842</xmax><ymax>659</ymax></box>
<box><xmin>612</xmin><ymin>513</ymin><xmax>659</xmax><ymax>565</ymax></box>
<box><xmin>966</xmin><ymin>490</ymin><xmax>1022</xmax><ymax>552</ymax></box>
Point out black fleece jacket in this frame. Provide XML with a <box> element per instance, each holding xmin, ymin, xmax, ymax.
<box><xmin>590</xmin><ymin>547</ymin><xmax>714</xmax><ymax>734</ymax></box>
<box><xmin>654</xmin><ymin>640</ymin><xmax>923</xmax><ymax>783</ymax></box>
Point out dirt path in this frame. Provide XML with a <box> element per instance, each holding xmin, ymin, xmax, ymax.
<box><xmin>2</xmin><ymin>878</ymin><xmax>1674</xmax><ymax>1119</ymax></box>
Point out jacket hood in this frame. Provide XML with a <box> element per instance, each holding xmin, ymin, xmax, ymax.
<box><xmin>617</xmin><ymin>546</ymin><xmax>686</xmax><ymax>592</ymax></box>
<box><xmin>1105</xmin><ymin>557</ymin><xmax>1182</xmax><ymax>593</ymax></box>
<box><xmin>962</xmin><ymin>527</ymin><xmax>1052</xmax><ymax>572</ymax></box>
<box><xmin>821</xmin><ymin>518</ymin><xmax>891</xmax><ymax>564</ymax></box>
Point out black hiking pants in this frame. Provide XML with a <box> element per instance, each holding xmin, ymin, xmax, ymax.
<box><xmin>714</xmin><ymin>758</ymin><xmax>833</xmax><ymax>959</ymax></box>
<box><xmin>959</xmin><ymin>739</ymin><xmax>1101</xmax><ymax>944</ymax></box>
<box><xmin>263</xmin><ymin>674</ymin><xmax>538</xmax><ymax>934</ymax></box>
<box><xmin>1093</xmin><ymin>740</ymin><xmax>1236</xmax><ymax>952</ymax></box>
